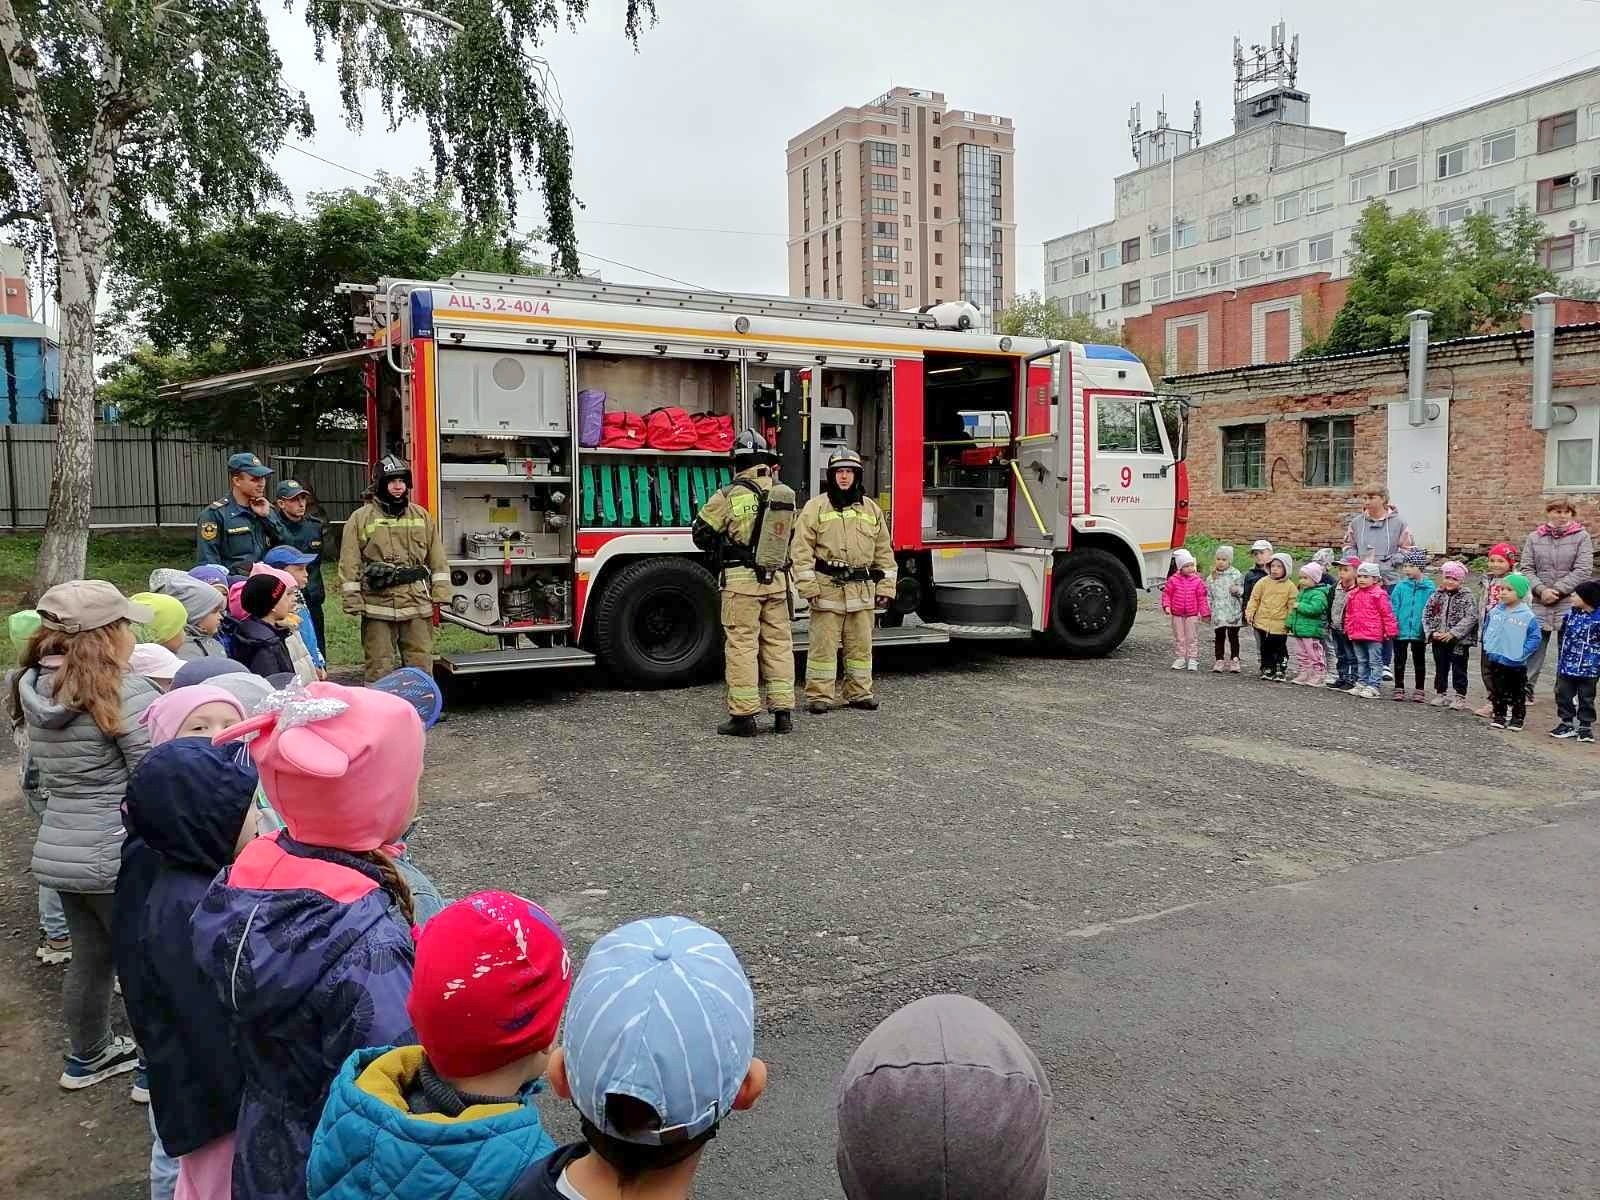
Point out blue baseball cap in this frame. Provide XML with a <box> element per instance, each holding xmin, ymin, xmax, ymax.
<box><xmin>563</xmin><ymin>917</ymin><xmax>754</xmax><ymax>1144</ymax></box>
<box><xmin>227</xmin><ymin>452</ymin><xmax>273</xmax><ymax>478</ymax></box>
<box><xmin>263</xmin><ymin>545</ymin><xmax>317</xmax><ymax>568</ymax></box>
<box><xmin>275</xmin><ymin>480</ymin><xmax>310</xmax><ymax>500</ymax></box>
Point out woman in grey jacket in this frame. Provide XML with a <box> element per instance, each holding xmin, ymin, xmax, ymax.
<box><xmin>9</xmin><ymin>581</ymin><xmax>159</xmax><ymax>1093</ymax></box>
<box><xmin>1521</xmin><ymin>498</ymin><xmax>1595</xmax><ymax>694</ymax></box>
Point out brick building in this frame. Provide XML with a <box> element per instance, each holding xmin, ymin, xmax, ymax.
<box><xmin>1172</xmin><ymin>319</ymin><xmax>1600</xmax><ymax>554</ymax></box>
<box><xmin>1124</xmin><ymin>274</ymin><xmax>1350</xmax><ymax>373</ymax></box>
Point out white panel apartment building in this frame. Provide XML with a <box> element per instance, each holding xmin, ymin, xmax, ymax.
<box><xmin>1043</xmin><ymin>67</ymin><xmax>1600</xmax><ymax>330</ymax></box>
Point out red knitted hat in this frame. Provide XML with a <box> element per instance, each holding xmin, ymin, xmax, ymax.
<box><xmin>1487</xmin><ymin>542</ymin><xmax>1517</xmax><ymax>564</ymax></box>
<box><xmin>408</xmin><ymin>891</ymin><xmax>572</xmax><ymax>1079</ymax></box>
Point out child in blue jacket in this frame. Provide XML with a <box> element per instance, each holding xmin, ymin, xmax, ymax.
<box><xmin>1551</xmin><ymin>580</ymin><xmax>1600</xmax><ymax>743</ymax></box>
<box><xmin>1389</xmin><ymin>549</ymin><xmax>1436</xmax><ymax>702</ymax></box>
<box><xmin>308</xmin><ymin>892</ymin><xmax>571</xmax><ymax>1200</ymax></box>
<box><xmin>1481</xmin><ymin>573</ymin><xmax>1543</xmax><ymax>732</ymax></box>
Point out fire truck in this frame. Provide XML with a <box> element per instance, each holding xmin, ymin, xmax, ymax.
<box><xmin>176</xmin><ymin>274</ymin><xmax>1188</xmax><ymax>681</ymax></box>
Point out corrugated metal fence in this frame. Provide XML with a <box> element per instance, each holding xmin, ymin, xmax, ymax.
<box><xmin>0</xmin><ymin>425</ymin><xmax>368</xmax><ymax>529</ymax></box>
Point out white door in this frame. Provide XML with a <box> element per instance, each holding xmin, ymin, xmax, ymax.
<box><xmin>1089</xmin><ymin>393</ymin><xmax>1177</xmax><ymax>557</ymax></box>
<box><xmin>1385</xmin><ymin>400</ymin><xmax>1449</xmax><ymax>552</ymax></box>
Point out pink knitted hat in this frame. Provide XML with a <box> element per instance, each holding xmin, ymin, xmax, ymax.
<box><xmin>214</xmin><ymin>682</ymin><xmax>424</xmax><ymax>852</ymax></box>
<box><xmin>142</xmin><ymin>685</ymin><xmax>245</xmax><ymax>747</ymax></box>
<box><xmin>250</xmin><ymin>563</ymin><xmax>299</xmax><ymax>590</ymax></box>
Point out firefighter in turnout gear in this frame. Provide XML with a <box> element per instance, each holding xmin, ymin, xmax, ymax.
<box><xmin>791</xmin><ymin>448</ymin><xmax>896</xmax><ymax>713</ymax></box>
<box><xmin>691</xmin><ymin>430</ymin><xmax>797</xmax><ymax>737</ymax></box>
<box><xmin>338</xmin><ymin>454</ymin><xmax>451</xmax><ymax>682</ymax></box>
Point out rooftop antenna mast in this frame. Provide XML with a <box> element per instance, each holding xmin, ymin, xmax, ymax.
<box><xmin>1233</xmin><ymin>20</ymin><xmax>1299</xmax><ymax>122</ymax></box>
<box><xmin>1129</xmin><ymin>98</ymin><xmax>1201</xmax><ymax>166</ymax></box>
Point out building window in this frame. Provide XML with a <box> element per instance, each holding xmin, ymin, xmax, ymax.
<box><xmin>1072</xmin><ymin>254</ymin><xmax>1089</xmax><ymax>276</ymax></box>
<box><xmin>1149</xmin><ymin>274</ymin><xmax>1171</xmax><ymax>300</ymax></box>
<box><xmin>933</xmin><ymin>206</ymin><xmax>941</xmax><ymax>218</ymax></box>
<box><xmin>871</xmin><ymin>173</ymin><xmax>896</xmax><ymax>191</ymax></box>
<box><xmin>1589</xmin><ymin>231</ymin><xmax>1600</xmax><ymax>265</ymax></box>
<box><xmin>1121</xmin><ymin>236</ymin><xmax>1142</xmax><ymax>264</ymax></box>
<box><xmin>1237</xmin><ymin>204</ymin><xmax>1263</xmax><ymax>233</ymax></box>
<box><xmin>803</xmin><ymin>219</ymin><xmax>809</xmax><ymax>233</ymax></box>
<box><xmin>934</xmin><ymin>229</ymin><xmax>944</xmax><ymax>243</ymax></box>
<box><xmin>1237</xmin><ymin>254</ymin><xmax>1261</xmax><ymax>280</ymax></box>
<box><xmin>1482</xmin><ymin>190</ymin><xmax>1518</xmax><ymax>219</ymax></box>
<box><xmin>1537</xmin><ymin>174</ymin><xmax>1579</xmax><ymax>213</ymax></box>
<box><xmin>1537</xmin><ymin>110</ymin><xmax>1577</xmax><ymax>153</ymax></box>
<box><xmin>1539</xmin><ymin>235</ymin><xmax>1575</xmax><ymax>272</ymax></box>
<box><xmin>1308</xmin><ymin>235</ymin><xmax>1334</xmax><ymax>263</ymax></box>
<box><xmin>873</xmin><ymin>245</ymin><xmax>897</xmax><ymax>262</ymax></box>
<box><xmin>1437</xmin><ymin>202</ymin><xmax>1471</xmax><ymax>229</ymax></box>
<box><xmin>1275</xmin><ymin>244</ymin><xmax>1299</xmax><ymax>271</ymax></box>
<box><xmin>933</xmin><ymin>136</ymin><xmax>941</xmax><ymax>148</ymax></box>
<box><xmin>1222</xmin><ymin>424</ymin><xmax>1266</xmax><ymax>491</ymax></box>
<box><xmin>1175</xmin><ymin>268</ymin><xmax>1198</xmax><ymax>294</ymax></box>
<box><xmin>1174</xmin><ymin>221</ymin><xmax>1197</xmax><ymax>249</ymax></box>
<box><xmin>935</xmin><ymin>275</ymin><xmax>943</xmax><ymax>289</ymax></box>
<box><xmin>1436</xmin><ymin>142</ymin><xmax>1467</xmax><ymax>179</ymax></box>
<box><xmin>868</xmin><ymin>142</ymin><xmax>897</xmax><ymax>166</ymax></box>
<box><xmin>905</xmin><ymin>238</ymin><xmax>913</xmax><ymax>251</ymax></box>
<box><xmin>1099</xmin><ymin>290</ymin><xmax>1116</xmax><ymax>311</ymax></box>
<box><xmin>873</xmin><ymin>221</ymin><xmax>898</xmax><ymax>238</ymax></box>
<box><xmin>902</xmin><ymin>143</ymin><xmax>911</xmax><ymax>155</ymax></box>
<box><xmin>1208</xmin><ymin>212</ymin><xmax>1233</xmax><ymax>241</ymax></box>
<box><xmin>906</xmin><ymin>284</ymin><xmax>914</xmax><ymax>297</ymax></box>
<box><xmin>933</xmin><ymin>111</ymin><xmax>940</xmax><ymax>124</ymax></box>
<box><xmin>1306</xmin><ymin>185</ymin><xmax>1334</xmax><ymax>214</ymax></box>
<box><xmin>1304</xmin><ymin>417</ymin><xmax>1355</xmax><ymax>487</ymax></box>
<box><xmin>1350</xmin><ymin>169</ymin><xmax>1380</xmax><ymax>204</ymax></box>
<box><xmin>935</xmin><ymin>253</ymin><xmax>943</xmax><ymax>265</ymax></box>
<box><xmin>1387</xmin><ymin>159</ymin><xmax>1419</xmax><ymax>193</ymax></box>
<box><xmin>823</xmin><ymin>280</ymin><xmax>829</xmax><ymax>298</ymax></box>
<box><xmin>1122</xmin><ymin>279</ymin><xmax>1141</xmax><ymax>306</ymax></box>
<box><xmin>872</xmin><ymin>268</ymin><xmax>896</xmax><ymax>283</ymax></box>
<box><xmin>801</xmin><ymin>167</ymin><xmax>809</xmax><ymax>193</ymax></box>
<box><xmin>904</xmin><ymin>191</ymin><xmax>912</xmax><ymax>204</ymax></box>
<box><xmin>1096</xmin><ymin>398</ymin><xmax>1139</xmax><ymax>452</ymax></box>
<box><xmin>1549</xmin><ymin>405</ymin><xmax>1600</xmax><ymax>488</ymax></box>
<box><xmin>875</xmin><ymin>292</ymin><xmax>897</xmax><ymax>309</ymax></box>
<box><xmin>871</xmin><ymin>198</ymin><xmax>898</xmax><ymax>214</ymax></box>
<box><xmin>1274</xmin><ymin>193</ymin><xmax>1300</xmax><ymax>223</ymax></box>
<box><xmin>901</xmin><ymin>106</ymin><xmax>910</xmax><ymax>130</ymax></box>
<box><xmin>933</xmin><ymin>160</ymin><xmax>942</xmax><ymax>173</ymax></box>
<box><xmin>1483</xmin><ymin>129</ymin><xmax>1516</xmax><ymax>165</ymax></box>
<box><xmin>902</xmin><ymin>166</ymin><xmax>911</xmax><ymax>181</ymax></box>
<box><xmin>1150</xmin><ymin>229</ymin><xmax>1171</xmax><ymax>256</ymax></box>
<box><xmin>1211</xmin><ymin>258</ymin><xmax>1232</xmax><ymax>285</ymax></box>
<box><xmin>933</xmin><ymin>182</ymin><xmax>942</xmax><ymax>196</ymax></box>
<box><xmin>1069</xmin><ymin>292</ymin><xmax>1092</xmax><ymax>316</ymax></box>
<box><xmin>1098</xmin><ymin>244</ymin><xmax>1121</xmax><ymax>269</ymax></box>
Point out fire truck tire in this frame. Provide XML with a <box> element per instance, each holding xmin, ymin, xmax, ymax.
<box><xmin>1041</xmin><ymin>548</ymin><xmax>1137</xmax><ymax>657</ymax></box>
<box><xmin>593</xmin><ymin>556</ymin><xmax>720</xmax><ymax>686</ymax></box>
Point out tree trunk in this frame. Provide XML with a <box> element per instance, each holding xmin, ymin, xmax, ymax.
<box><xmin>28</xmin><ymin>265</ymin><xmax>95</xmax><ymax>599</ymax></box>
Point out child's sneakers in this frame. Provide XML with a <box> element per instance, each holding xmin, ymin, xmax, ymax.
<box><xmin>1579</xmin><ymin>728</ymin><xmax>1595</xmax><ymax>743</ymax></box>
<box><xmin>1549</xmin><ymin>723</ymin><xmax>1578</xmax><ymax>739</ymax></box>
<box><xmin>35</xmin><ymin>934</ymin><xmax>71</xmax><ymax>965</ymax></box>
<box><xmin>1170</xmin><ymin>657</ymin><xmax>1187</xmax><ymax>671</ymax></box>
<box><xmin>1488</xmin><ymin>717</ymin><xmax>1507</xmax><ymax>729</ymax></box>
<box><xmin>1212</xmin><ymin>660</ymin><xmax>1227</xmax><ymax>673</ymax></box>
<box><xmin>1186</xmin><ymin>659</ymin><xmax>1199</xmax><ymax>671</ymax></box>
<box><xmin>1228</xmin><ymin>658</ymin><xmax>1242</xmax><ymax>673</ymax></box>
<box><xmin>1412</xmin><ymin>689</ymin><xmax>1427</xmax><ymax>703</ymax></box>
<box><xmin>1391</xmin><ymin>687</ymin><xmax>1407</xmax><ymax>701</ymax></box>
<box><xmin>1507</xmin><ymin>720</ymin><xmax>1525</xmax><ymax>732</ymax></box>
<box><xmin>1427</xmin><ymin>692</ymin><xmax>1449</xmax><ymax>707</ymax></box>
<box><xmin>1323</xmin><ymin>672</ymin><xmax>1339</xmax><ymax>686</ymax></box>
<box><xmin>59</xmin><ymin>1035</ymin><xmax>139</xmax><ymax>1091</ymax></box>
<box><xmin>1447</xmin><ymin>695</ymin><xmax>1471</xmax><ymax>712</ymax></box>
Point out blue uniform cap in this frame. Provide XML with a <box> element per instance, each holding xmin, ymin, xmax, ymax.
<box><xmin>275</xmin><ymin>480</ymin><xmax>310</xmax><ymax>500</ymax></box>
<box><xmin>263</xmin><ymin>545</ymin><xmax>317</xmax><ymax>568</ymax></box>
<box><xmin>563</xmin><ymin>916</ymin><xmax>754</xmax><ymax>1145</ymax></box>
<box><xmin>227</xmin><ymin>452</ymin><xmax>272</xmax><ymax>478</ymax></box>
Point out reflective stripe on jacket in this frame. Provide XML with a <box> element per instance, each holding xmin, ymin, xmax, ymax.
<box><xmin>790</xmin><ymin>494</ymin><xmax>895</xmax><ymax>613</ymax></box>
<box><xmin>694</xmin><ymin>467</ymin><xmax>787</xmax><ymax>597</ymax></box>
<box><xmin>338</xmin><ymin>502</ymin><xmax>451</xmax><ymax>620</ymax></box>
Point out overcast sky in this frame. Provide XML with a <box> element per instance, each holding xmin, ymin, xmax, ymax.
<box><xmin>266</xmin><ymin>0</ymin><xmax>1600</xmax><ymax>299</ymax></box>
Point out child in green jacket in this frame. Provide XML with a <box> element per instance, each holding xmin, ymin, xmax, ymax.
<box><xmin>1286</xmin><ymin>562</ymin><xmax>1332</xmax><ymax>685</ymax></box>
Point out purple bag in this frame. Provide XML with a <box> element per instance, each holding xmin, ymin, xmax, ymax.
<box><xmin>578</xmin><ymin>389</ymin><xmax>606</xmax><ymax>447</ymax></box>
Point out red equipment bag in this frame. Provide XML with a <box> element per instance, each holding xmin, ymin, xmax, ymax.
<box><xmin>599</xmin><ymin>411</ymin><xmax>646</xmax><ymax>449</ymax></box>
<box><xmin>644</xmin><ymin>406</ymin><xmax>698</xmax><ymax>451</ymax></box>
<box><xmin>693</xmin><ymin>413</ymin><xmax>734</xmax><ymax>453</ymax></box>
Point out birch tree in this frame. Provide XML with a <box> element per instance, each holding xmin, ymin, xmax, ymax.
<box><xmin>0</xmin><ymin>0</ymin><xmax>654</xmax><ymax>596</ymax></box>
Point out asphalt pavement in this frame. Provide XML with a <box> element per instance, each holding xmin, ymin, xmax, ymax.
<box><xmin>2</xmin><ymin>600</ymin><xmax>1596</xmax><ymax>1197</ymax></box>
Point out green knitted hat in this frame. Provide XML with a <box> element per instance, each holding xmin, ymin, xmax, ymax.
<box><xmin>7</xmin><ymin>609</ymin><xmax>41</xmax><ymax>646</ymax></box>
<box><xmin>1500</xmin><ymin>572</ymin><xmax>1530</xmax><ymax>600</ymax></box>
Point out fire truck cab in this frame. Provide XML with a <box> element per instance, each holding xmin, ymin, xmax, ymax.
<box><xmin>178</xmin><ymin>273</ymin><xmax>1188</xmax><ymax>682</ymax></box>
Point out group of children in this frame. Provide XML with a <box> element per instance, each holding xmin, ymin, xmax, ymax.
<box><xmin>1163</xmin><ymin>538</ymin><xmax>1600</xmax><ymax>737</ymax></box>
<box><xmin>10</xmin><ymin>573</ymin><xmax>1056</xmax><ymax>1200</ymax></box>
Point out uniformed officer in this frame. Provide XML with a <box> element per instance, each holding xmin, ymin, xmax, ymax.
<box><xmin>274</xmin><ymin>479</ymin><xmax>326</xmax><ymax>652</ymax></box>
<box><xmin>691</xmin><ymin>430</ymin><xmax>796</xmax><ymax>737</ymax></box>
<box><xmin>195</xmin><ymin>452</ymin><xmax>285</xmax><ymax>576</ymax></box>
<box><xmin>338</xmin><ymin>454</ymin><xmax>451</xmax><ymax>682</ymax></box>
<box><xmin>790</xmin><ymin>448</ymin><xmax>896</xmax><ymax>713</ymax></box>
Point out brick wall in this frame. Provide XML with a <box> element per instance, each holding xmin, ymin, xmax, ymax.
<box><xmin>1173</xmin><ymin>324</ymin><xmax>1600</xmax><ymax>554</ymax></box>
<box><xmin>1124</xmin><ymin>274</ymin><xmax>1349</xmax><ymax>373</ymax></box>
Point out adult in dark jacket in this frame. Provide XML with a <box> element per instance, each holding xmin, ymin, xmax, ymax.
<box><xmin>1521</xmin><ymin>497</ymin><xmax>1595</xmax><ymax>694</ymax></box>
<box><xmin>114</xmin><ymin>740</ymin><xmax>258</xmax><ymax>1194</ymax></box>
<box><xmin>229</xmin><ymin>574</ymin><xmax>296</xmax><ymax>679</ymax></box>
<box><xmin>9</xmin><ymin>581</ymin><xmax>159</xmax><ymax>1092</ymax></box>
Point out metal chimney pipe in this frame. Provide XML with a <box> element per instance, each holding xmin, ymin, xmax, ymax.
<box><xmin>1530</xmin><ymin>292</ymin><xmax>1559</xmax><ymax>431</ymax></box>
<box><xmin>1406</xmin><ymin>309</ymin><xmax>1431</xmax><ymax>427</ymax></box>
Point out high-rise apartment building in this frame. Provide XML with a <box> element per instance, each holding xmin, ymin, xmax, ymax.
<box><xmin>786</xmin><ymin>88</ymin><xmax>1016</xmax><ymax>326</ymax></box>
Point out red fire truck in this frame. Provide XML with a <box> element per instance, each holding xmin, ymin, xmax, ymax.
<box><xmin>178</xmin><ymin>274</ymin><xmax>1188</xmax><ymax>681</ymax></box>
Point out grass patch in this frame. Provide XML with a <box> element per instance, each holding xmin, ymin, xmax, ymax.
<box><xmin>0</xmin><ymin>531</ymin><xmax>492</xmax><ymax>669</ymax></box>
<box><xmin>1184</xmin><ymin>533</ymin><xmax>1489</xmax><ymax>574</ymax></box>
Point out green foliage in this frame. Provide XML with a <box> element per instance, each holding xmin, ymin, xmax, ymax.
<box><xmin>996</xmin><ymin>290</ymin><xmax>1124</xmax><ymax>344</ymax></box>
<box><xmin>103</xmin><ymin>173</ymin><xmax>541</xmax><ymax>442</ymax></box>
<box><xmin>1307</xmin><ymin>201</ymin><xmax>1558</xmax><ymax>356</ymax></box>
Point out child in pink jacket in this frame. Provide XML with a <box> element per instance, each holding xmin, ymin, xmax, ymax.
<box><xmin>1344</xmin><ymin>561</ymin><xmax>1400</xmax><ymax>697</ymax></box>
<box><xmin>1162</xmin><ymin>549</ymin><xmax>1211</xmax><ymax>672</ymax></box>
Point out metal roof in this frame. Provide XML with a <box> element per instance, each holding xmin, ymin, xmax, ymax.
<box><xmin>0</xmin><ymin>317</ymin><xmax>57</xmax><ymax>342</ymax></box>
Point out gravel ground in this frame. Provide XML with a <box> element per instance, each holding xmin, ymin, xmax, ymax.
<box><xmin>2</xmin><ymin>597</ymin><xmax>1595</xmax><ymax>1198</ymax></box>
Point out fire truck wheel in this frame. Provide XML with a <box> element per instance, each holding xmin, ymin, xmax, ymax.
<box><xmin>1042</xmin><ymin>548</ymin><xmax>1137</xmax><ymax>657</ymax></box>
<box><xmin>593</xmin><ymin>556</ymin><xmax>720</xmax><ymax>686</ymax></box>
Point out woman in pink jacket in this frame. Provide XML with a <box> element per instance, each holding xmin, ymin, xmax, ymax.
<box><xmin>1162</xmin><ymin>549</ymin><xmax>1211</xmax><ymax>671</ymax></box>
<box><xmin>1343</xmin><ymin>562</ymin><xmax>1399</xmax><ymax>697</ymax></box>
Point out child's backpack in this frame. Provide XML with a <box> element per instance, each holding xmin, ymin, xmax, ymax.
<box><xmin>644</xmin><ymin>407</ymin><xmax>698</xmax><ymax>451</ymax></box>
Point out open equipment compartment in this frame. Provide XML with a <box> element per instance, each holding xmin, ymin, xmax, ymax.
<box><xmin>920</xmin><ymin>351</ymin><xmax>1018</xmax><ymax>543</ymax></box>
<box><xmin>574</xmin><ymin>348</ymin><xmax>740</xmax><ymax>529</ymax></box>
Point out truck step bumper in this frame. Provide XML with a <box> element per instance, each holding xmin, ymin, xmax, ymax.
<box><xmin>438</xmin><ymin>646</ymin><xmax>597</xmax><ymax>676</ymax></box>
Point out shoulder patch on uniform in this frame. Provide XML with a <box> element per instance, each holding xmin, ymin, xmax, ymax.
<box><xmin>199</xmin><ymin>522</ymin><xmax>219</xmax><ymax>541</ymax></box>
<box><xmin>208</xmin><ymin>500</ymin><xmax>225</xmax><ymax>510</ymax></box>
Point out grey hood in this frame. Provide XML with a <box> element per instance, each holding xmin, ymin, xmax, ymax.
<box><xmin>17</xmin><ymin>665</ymin><xmax>79</xmax><ymax>730</ymax></box>
<box><xmin>835</xmin><ymin>994</ymin><xmax>1052</xmax><ymax>1200</ymax></box>
<box><xmin>149</xmin><ymin>568</ymin><xmax>225</xmax><ymax>623</ymax></box>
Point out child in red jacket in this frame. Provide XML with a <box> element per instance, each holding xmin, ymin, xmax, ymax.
<box><xmin>1344</xmin><ymin>562</ymin><xmax>1400</xmax><ymax>698</ymax></box>
<box><xmin>1162</xmin><ymin>549</ymin><xmax>1211</xmax><ymax>672</ymax></box>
